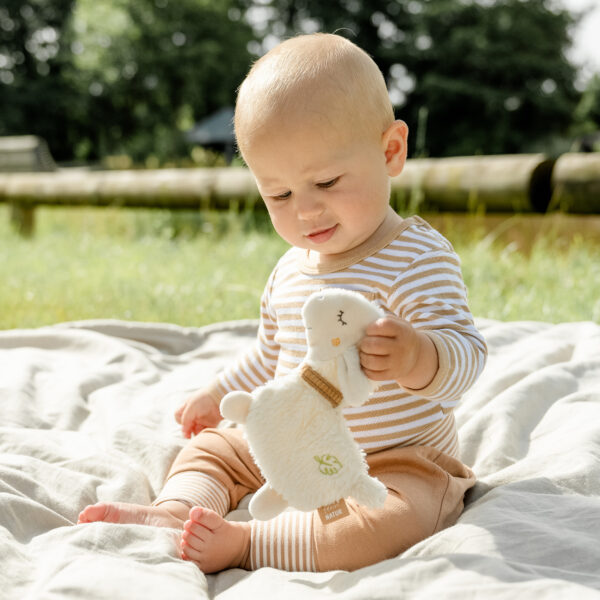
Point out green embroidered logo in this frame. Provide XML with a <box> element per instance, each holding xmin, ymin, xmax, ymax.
<box><xmin>314</xmin><ymin>454</ymin><xmax>343</xmax><ymax>476</ymax></box>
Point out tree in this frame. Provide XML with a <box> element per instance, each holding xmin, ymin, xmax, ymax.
<box><xmin>0</xmin><ymin>0</ymin><xmax>80</xmax><ymax>160</ymax></box>
<box><xmin>1</xmin><ymin>0</ymin><xmax>256</xmax><ymax>162</ymax></box>
<box><xmin>408</xmin><ymin>0</ymin><xmax>580</xmax><ymax>156</ymax></box>
<box><xmin>1</xmin><ymin>0</ymin><xmax>583</xmax><ymax>161</ymax></box>
<box><xmin>66</xmin><ymin>0</ymin><xmax>256</xmax><ymax>161</ymax></box>
<box><xmin>237</xmin><ymin>0</ymin><xmax>581</xmax><ymax>157</ymax></box>
<box><xmin>572</xmin><ymin>75</ymin><xmax>600</xmax><ymax>134</ymax></box>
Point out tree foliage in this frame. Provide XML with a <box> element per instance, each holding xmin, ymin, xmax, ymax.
<box><xmin>238</xmin><ymin>0</ymin><xmax>581</xmax><ymax>157</ymax></box>
<box><xmin>0</xmin><ymin>0</ymin><xmax>79</xmax><ymax>159</ymax></box>
<box><xmin>572</xmin><ymin>75</ymin><xmax>600</xmax><ymax>135</ymax></box>
<box><xmin>408</xmin><ymin>0</ymin><xmax>580</xmax><ymax>156</ymax></box>
<box><xmin>1</xmin><ymin>0</ymin><xmax>255</xmax><ymax>161</ymax></box>
<box><xmin>0</xmin><ymin>0</ymin><xmax>587</xmax><ymax>161</ymax></box>
<box><xmin>65</xmin><ymin>0</ymin><xmax>255</xmax><ymax>161</ymax></box>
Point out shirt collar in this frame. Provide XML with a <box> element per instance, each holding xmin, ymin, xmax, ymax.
<box><xmin>298</xmin><ymin>206</ymin><xmax>416</xmax><ymax>275</ymax></box>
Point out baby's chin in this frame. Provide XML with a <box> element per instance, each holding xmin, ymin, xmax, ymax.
<box><xmin>308</xmin><ymin>231</ymin><xmax>377</xmax><ymax>256</ymax></box>
<box><xmin>301</xmin><ymin>240</ymin><xmax>358</xmax><ymax>257</ymax></box>
<box><xmin>282</xmin><ymin>227</ymin><xmax>368</xmax><ymax>256</ymax></box>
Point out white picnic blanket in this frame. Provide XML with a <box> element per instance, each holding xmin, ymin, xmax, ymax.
<box><xmin>1</xmin><ymin>318</ymin><xmax>599</xmax><ymax>599</ymax></box>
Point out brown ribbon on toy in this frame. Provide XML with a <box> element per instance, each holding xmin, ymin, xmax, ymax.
<box><xmin>300</xmin><ymin>364</ymin><xmax>343</xmax><ymax>408</ymax></box>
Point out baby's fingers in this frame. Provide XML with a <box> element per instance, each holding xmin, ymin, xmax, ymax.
<box><xmin>182</xmin><ymin>415</ymin><xmax>210</xmax><ymax>438</ymax></box>
<box><xmin>174</xmin><ymin>404</ymin><xmax>184</xmax><ymax>424</ymax></box>
<box><xmin>365</xmin><ymin>317</ymin><xmax>405</xmax><ymax>338</ymax></box>
<box><xmin>359</xmin><ymin>350</ymin><xmax>390</xmax><ymax>372</ymax></box>
<box><xmin>361</xmin><ymin>365</ymin><xmax>394</xmax><ymax>381</ymax></box>
<box><xmin>181</xmin><ymin>410</ymin><xmax>197</xmax><ymax>438</ymax></box>
<box><xmin>360</xmin><ymin>334</ymin><xmax>395</xmax><ymax>356</ymax></box>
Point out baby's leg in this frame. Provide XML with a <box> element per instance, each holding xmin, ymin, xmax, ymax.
<box><xmin>210</xmin><ymin>445</ymin><xmax>475</xmax><ymax>573</ymax></box>
<box><xmin>78</xmin><ymin>427</ymin><xmax>263</xmax><ymax>530</ymax></box>
<box><xmin>179</xmin><ymin>506</ymin><xmax>314</xmax><ymax>572</ymax></box>
<box><xmin>309</xmin><ymin>446</ymin><xmax>476</xmax><ymax>571</ymax></box>
<box><xmin>77</xmin><ymin>500</ymin><xmax>189</xmax><ymax>528</ymax></box>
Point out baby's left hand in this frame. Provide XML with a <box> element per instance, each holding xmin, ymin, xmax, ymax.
<box><xmin>359</xmin><ymin>316</ymin><xmax>438</xmax><ymax>390</ymax></box>
<box><xmin>358</xmin><ymin>317</ymin><xmax>421</xmax><ymax>382</ymax></box>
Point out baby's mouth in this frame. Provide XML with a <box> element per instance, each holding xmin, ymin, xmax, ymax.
<box><xmin>306</xmin><ymin>225</ymin><xmax>338</xmax><ymax>244</ymax></box>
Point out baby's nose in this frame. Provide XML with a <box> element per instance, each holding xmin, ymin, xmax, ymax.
<box><xmin>297</xmin><ymin>194</ymin><xmax>325</xmax><ymax>219</ymax></box>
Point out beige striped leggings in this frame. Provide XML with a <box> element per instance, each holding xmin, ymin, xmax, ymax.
<box><xmin>155</xmin><ymin>427</ymin><xmax>476</xmax><ymax>572</ymax></box>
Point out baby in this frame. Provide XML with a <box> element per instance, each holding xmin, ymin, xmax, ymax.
<box><xmin>78</xmin><ymin>33</ymin><xmax>487</xmax><ymax>573</ymax></box>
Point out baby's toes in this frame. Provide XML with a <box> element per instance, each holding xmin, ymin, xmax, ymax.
<box><xmin>182</xmin><ymin>521</ymin><xmax>206</xmax><ymax>547</ymax></box>
<box><xmin>77</xmin><ymin>502</ymin><xmax>108</xmax><ymax>524</ymax></box>
<box><xmin>180</xmin><ymin>530</ymin><xmax>207</xmax><ymax>564</ymax></box>
<box><xmin>189</xmin><ymin>506</ymin><xmax>224</xmax><ymax>531</ymax></box>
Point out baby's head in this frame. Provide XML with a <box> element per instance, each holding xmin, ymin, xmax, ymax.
<box><xmin>235</xmin><ymin>34</ymin><xmax>408</xmax><ymax>256</ymax></box>
<box><xmin>235</xmin><ymin>33</ymin><xmax>395</xmax><ymax>154</ymax></box>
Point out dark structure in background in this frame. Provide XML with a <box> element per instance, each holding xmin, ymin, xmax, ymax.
<box><xmin>185</xmin><ymin>107</ymin><xmax>236</xmax><ymax>164</ymax></box>
<box><xmin>572</xmin><ymin>131</ymin><xmax>600</xmax><ymax>153</ymax></box>
<box><xmin>0</xmin><ymin>136</ymin><xmax>57</xmax><ymax>172</ymax></box>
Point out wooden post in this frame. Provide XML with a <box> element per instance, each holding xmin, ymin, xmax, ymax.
<box><xmin>0</xmin><ymin>136</ymin><xmax>57</xmax><ymax>235</ymax></box>
<box><xmin>391</xmin><ymin>154</ymin><xmax>553</xmax><ymax>213</ymax></box>
<box><xmin>0</xmin><ymin>155</ymin><xmax>599</xmax><ymax>219</ymax></box>
<box><xmin>550</xmin><ymin>153</ymin><xmax>600</xmax><ymax>213</ymax></box>
<box><xmin>10</xmin><ymin>202</ymin><xmax>35</xmax><ymax>236</ymax></box>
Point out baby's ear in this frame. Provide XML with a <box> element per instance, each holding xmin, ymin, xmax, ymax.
<box><xmin>382</xmin><ymin>120</ymin><xmax>408</xmax><ymax>177</ymax></box>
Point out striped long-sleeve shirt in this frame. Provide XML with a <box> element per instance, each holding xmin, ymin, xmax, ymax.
<box><xmin>210</xmin><ymin>207</ymin><xmax>487</xmax><ymax>456</ymax></box>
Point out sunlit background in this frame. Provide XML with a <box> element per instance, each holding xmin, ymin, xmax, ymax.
<box><xmin>0</xmin><ymin>0</ymin><xmax>599</xmax><ymax>329</ymax></box>
<box><xmin>1</xmin><ymin>0</ymin><xmax>599</xmax><ymax>164</ymax></box>
<box><xmin>562</xmin><ymin>0</ymin><xmax>600</xmax><ymax>84</ymax></box>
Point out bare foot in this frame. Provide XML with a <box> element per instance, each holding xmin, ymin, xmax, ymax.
<box><xmin>180</xmin><ymin>507</ymin><xmax>250</xmax><ymax>573</ymax></box>
<box><xmin>77</xmin><ymin>500</ymin><xmax>188</xmax><ymax>529</ymax></box>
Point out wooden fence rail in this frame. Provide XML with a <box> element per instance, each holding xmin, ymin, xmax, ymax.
<box><xmin>1</xmin><ymin>152</ymin><xmax>599</xmax><ymax>236</ymax></box>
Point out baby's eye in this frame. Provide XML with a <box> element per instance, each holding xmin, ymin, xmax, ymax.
<box><xmin>272</xmin><ymin>190</ymin><xmax>292</xmax><ymax>201</ymax></box>
<box><xmin>316</xmin><ymin>177</ymin><xmax>339</xmax><ymax>189</ymax></box>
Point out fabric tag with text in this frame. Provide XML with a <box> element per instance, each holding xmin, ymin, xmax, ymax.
<box><xmin>317</xmin><ymin>499</ymin><xmax>349</xmax><ymax>525</ymax></box>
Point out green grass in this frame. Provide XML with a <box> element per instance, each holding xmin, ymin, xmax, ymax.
<box><xmin>453</xmin><ymin>225</ymin><xmax>599</xmax><ymax>323</ymax></box>
<box><xmin>0</xmin><ymin>207</ymin><xmax>287</xmax><ymax>329</ymax></box>
<box><xmin>429</xmin><ymin>213</ymin><xmax>600</xmax><ymax>323</ymax></box>
<box><xmin>1</xmin><ymin>206</ymin><xmax>599</xmax><ymax>330</ymax></box>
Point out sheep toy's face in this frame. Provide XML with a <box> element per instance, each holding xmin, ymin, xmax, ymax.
<box><xmin>302</xmin><ymin>289</ymin><xmax>383</xmax><ymax>361</ymax></box>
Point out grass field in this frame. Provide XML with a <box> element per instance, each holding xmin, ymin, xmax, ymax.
<box><xmin>1</xmin><ymin>205</ymin><xmax>599</xmax><ymax>330</ymax></box>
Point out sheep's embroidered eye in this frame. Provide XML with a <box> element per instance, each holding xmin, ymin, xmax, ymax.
<box><xmin>337</xmin><ymin>310</ymin><xmax>347</xmax><ymax>326</ymax></box>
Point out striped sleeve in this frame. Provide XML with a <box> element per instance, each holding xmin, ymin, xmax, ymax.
<box><xmin>210</xmin><ymin>266</ymin><xmax>281</xmax><ymax>401</ymax></box>
<box><xmin>388</xmin><ymin>248</ymin><xmax>487</xmax><ymax>410</ymax></box>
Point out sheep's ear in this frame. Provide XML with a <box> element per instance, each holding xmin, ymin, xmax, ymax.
<box><xmin>337</xmin><ymin>348</ymin><xmax>375</xmax><ymax>407</ymax></box>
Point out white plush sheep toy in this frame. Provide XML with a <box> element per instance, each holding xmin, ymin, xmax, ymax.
<box><xmin>220</xmin><ymin>288</ymin><xmax>388</xmax><ymax>521</ymax></box>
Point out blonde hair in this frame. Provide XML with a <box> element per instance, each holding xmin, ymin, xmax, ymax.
<box><xmin>234</xmin><ymin>33</ymin><xmax>394</xmax><ymax>157</ymax></box>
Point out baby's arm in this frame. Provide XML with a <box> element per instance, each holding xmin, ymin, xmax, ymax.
<box><xmin>176</xmin><ymin>326</ymin><xmax>279</xmax><ymax>437</ymax></box>
<box><xmin>176</xmin><ymin>266</ymin><xmax>281</xmax><ymax>437</ymax></box>
<box><xmin>360</xmin><ymin>248</ymin><xmax>487</xmax><ymax>401</ymax></box>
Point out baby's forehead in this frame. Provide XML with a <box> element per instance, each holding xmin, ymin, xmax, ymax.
<box><xmin>262</xmin><ymin>95</ymin><xmax>345</xmax><ymax>132</ymax></box>
<box><xmin>237</xmin><ymin>81</ymin><xmax>370</xmax><ymax>152</ymax></box>
<box><xmin>243</xmin><ymin>108</ymin><xmax>364</xmax><ymax>167</ymax></box>
<box><xmin>247</xmin><ymin>65</ymin><xmax>344</xmax><ymax>113</ymax></box>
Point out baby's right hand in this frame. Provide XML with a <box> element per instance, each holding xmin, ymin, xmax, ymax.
<box><xmin>174</xmin><ymin>389</ymin><xmax>222</xmax><ymax>438</ymax></box>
